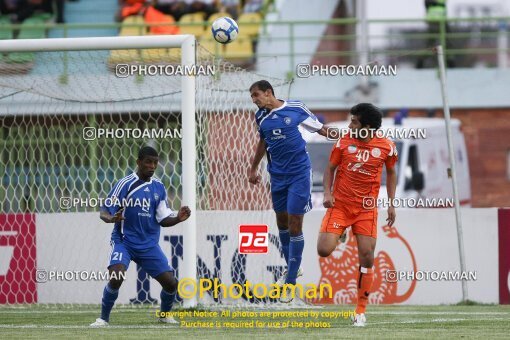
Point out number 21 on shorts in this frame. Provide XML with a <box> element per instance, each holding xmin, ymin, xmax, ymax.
<box><xmin>111</xmin><ymin>252</ymin><xmax>123</xmax><ymax>261</ymax></box>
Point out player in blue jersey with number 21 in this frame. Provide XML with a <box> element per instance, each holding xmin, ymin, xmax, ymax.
<box><xmin>90</xmin><ymin>146</ymin><xmax>191</xmax><ymax>327</ymax></box>
<box><xmin>248</xmin><ymin>80</ymin><xmax>330</xmax><ymax>302</ymax></box>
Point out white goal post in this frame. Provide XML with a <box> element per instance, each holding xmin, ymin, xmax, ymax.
<box><xmin>0</xmin><ymin>35</ymin><xmax>198</xmax><ymax>307</ymax></box>
<box><xmin>0</xmin><ymin>34</ymin><xmax>293</xmax><ymax>308</ymax></box>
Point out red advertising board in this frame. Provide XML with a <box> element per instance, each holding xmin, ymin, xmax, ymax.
<box><xmin>0</xmin><ymin>214</ymin><xmax>37</xmax><ymax>304</ymax></box>
<box><xmin>498</xmin><ymin>208</ymin><xmax>510</xmax><ymax>304</ymax></box>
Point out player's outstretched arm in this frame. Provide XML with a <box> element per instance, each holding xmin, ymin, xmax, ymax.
<box><xmin>100</xmin><ymin>208</ymin><xmax>125</xmax><ymax>223</ymax></box>
<box><xmin>160</xmin><ymin>206</ymin><xmax>191</xmax><ymax>227</ymax></box>
<box><xmin>248</xmin><ymin>136</ymin><xmax>266</xmax><ymax>185</ymax></box>
<box><xmin>323</xmin><ymin>162</ymin><xmax>337</xmax><ymax>208</ymax></box>
<box><xmin>315</xmin><ymin>125</ymin><xmax>337</xmax><ymax>140</ymax></box>
<box><xmin>386</xmin><ymin>165</ymin><xmax>397</xmax><ymax>226</ymax></box>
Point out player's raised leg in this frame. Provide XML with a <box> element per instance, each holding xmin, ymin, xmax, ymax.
<box><xmin>276</xmin><ymin>211</ymin><xmax>290</xmax><ymax>265</ymax></box>
<box><xmin>286</xmin><ymin>213</ymin><xmax>304</xmax><ymax>285</ymax></box>
<box><xmin>276</xmin><ymin>211</ymin><xmax>305</xmax><ymax>287</ymax></box>
<box><xmin>352</xmin><ymin>233</ymin><xmax>376</xmax><ymax>327</ymax></box>
<box><xmin>317</xmin><ymin>231</ymin><xmax>341</xmax><ymax>257</ymax></box>
<box><xmin>287</xmin><ymin>169</ymin><xmax>314</xmax><ymax>285</ymax></box>
<box><xmin>272</xmin><ymin>179</ymin><xmax>301</xmax><ymax>287</ymax></box>
<box><xmin>275</xmin><ymin>211</ymin><xmax>291</xmax><ymax>285</ymax></box>
<box><xmin>317</xmin><ymin>209</ymin><xmax>348</xmax><ymax>257</ymax></box>
<box><xmin>275</xmin><ymin>211</ymin><xmax>304</xmax><ymax>287</ymax></box>
<box><xmin>90</xmin><ymin>263</ymin><xmax>127</xmax><ymax>327</ymax></box>
<box><xmin>279</xmin><ymin>176</ymin><xmax>310</xmax><ymax>302</ymax></box>
<box><xmin>270</xmin><ymin>175</ymin><xmax>291</xmax><ymax>270</ymax></box>
<box><xmin>279</xmin><ymin>213</ymin><xmax>305</xmax><ymax>303</ymax></box>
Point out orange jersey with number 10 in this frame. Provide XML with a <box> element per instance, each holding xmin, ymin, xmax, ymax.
<box><xmin>329</xmin><ymin>134</ymin><xmax>398</xmax><ymax>213</ymax></box>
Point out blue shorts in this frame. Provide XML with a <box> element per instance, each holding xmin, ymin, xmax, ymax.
<box><xmin>108</xmin><ymin>241</ymin><xmax>172</xmax><ymax>278</ymax></box>
<box><xmin>270</xmin><ymin>170</ymin><xmax>312</xmax><ymax>215</ymax></box>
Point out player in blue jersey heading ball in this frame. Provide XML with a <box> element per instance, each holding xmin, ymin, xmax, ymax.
<box><xmin>91</xmin><ymin>146</ymin><xmax>191</xmax><ymax>327</ymax></box>
<box><xmin>248</xmin><ymin>80</ymin><xmax>331</xmax><ymax>302</ymax></box>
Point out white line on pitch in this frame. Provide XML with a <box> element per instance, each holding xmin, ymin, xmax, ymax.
<box><xmin>370</xmin><ymin>317</ymin><xmax>510</xmax><ymax>325</ymax></box>
<box><xmin>0</xmin><ymin>325</ymin><xmax>178</xmax><ymax>329</ymax></box>
<box><xmin>1</xmin><ymin>318</ymin><xmax>510</xmax><ymax>329</ymax></box>
<box><xmin>0</xmin><ymin>310</ymin><xmax>508</xmax><ymax>315</ymax></box>
<box><xmin>0</xmin><ymin>310</ymin><xmax>149</xmax><ymax>314</ymax></box>
<box><xmin>369</xmin><ymin>311</ymin><xmax>510</xmax><ymax>315</ymax></box>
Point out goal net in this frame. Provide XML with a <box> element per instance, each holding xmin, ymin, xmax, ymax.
<box><xmin>0</xmin><ymin>35</ymin><xmax>294</xmax><ymax>307</ymax></box>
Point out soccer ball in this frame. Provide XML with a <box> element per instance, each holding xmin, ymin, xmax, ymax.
<box><xmin>211</xmin><ymin>17</ymin><xmax>239</xmax><ymax>44</ymax></box>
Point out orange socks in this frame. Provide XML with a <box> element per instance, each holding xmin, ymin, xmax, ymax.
<box><xmin>355</xmin><ymin>266</ymin><xmax>374</xmax><ymax>315</ymax></box>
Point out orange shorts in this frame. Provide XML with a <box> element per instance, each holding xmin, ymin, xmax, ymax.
<box><xmin>320</xmin><ymin>205</ymin><xmax>378</xmax><ymax>238</ymax></box>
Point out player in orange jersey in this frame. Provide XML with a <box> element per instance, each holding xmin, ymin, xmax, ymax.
<box><xmin>317</xmin><ymin>103</ymin><xmax>398</xmax><ymax>327</ymax></box>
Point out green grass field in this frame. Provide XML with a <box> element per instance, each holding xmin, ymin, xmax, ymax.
<box><xmin>1</xmin><ymin>304</ymin><xmax>509</xmax><ymax>339</ymax></box>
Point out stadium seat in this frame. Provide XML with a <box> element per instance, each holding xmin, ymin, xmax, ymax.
<box><xmin>142</xmin><ymin>14</ymin><xmax>179</xmax><ymax>62</ymax></box>
<box><xmin>237</xmin><ymin>12</ymin><xmax>262</xmax><ymax>37</ymax></box>
<box><xmin>6</xmin><ymin>16</ymin><xmax>49</xmax><ymax>64</ymax></box>
<box><xmin>178</xmin><ymin>12</ymin><xmax>206</xmax><ymax>38</ymax></box>
<box><xmin>199</xmin><ymin>37</ymin><xmax>225</xmax><ymax>58</ymax></box>
<box><xmin>0</xmin><ymin>16</ymin><xmax>13</xmax><ymax>63</ymax></box>
<box><xmin>224</xmin><ymin>34</ymin><xmax>253</xmax><ymax>61</ymax></box>
<box><xmin>141</xmin><ymin>35</ymin><xmax>171</xmax><ymax>63</ymax></box>
<box><xmin>207</xmin><ymin>12</ymin><xmax>232</xmax><ymax>25</ymax></box>
<box><xmin>167</xmin><ymin>48</ymin><xmax>182</xmax><ymax>62</ymax></box>
<box><xmin>109</xmin><ymin>16</ymin><xmax>145</xmax><ymax>64</ymax></box>
<box><xmin>145</xmin><ymin>9</ymin><xmax>179</xmax><ymax>35</ymax></box>
<box><xmin>0</xmin><ymin>16</ymin><xmax>14</xmax><ymax>40</ymax></box>
<box><xmin>119</xmin><ymin>15</ymin><xmax>146</xmax><ymax>36</ymax></box>
<box><xmin>16</xmin><ymin>16</ymin><xmax>48</xmax><ymax>39</ymax></box>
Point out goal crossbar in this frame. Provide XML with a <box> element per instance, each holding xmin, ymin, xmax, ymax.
<box><xmin>0</xmin><ymin>35</ymin><xmax>195</xmax><ymax>52</ymax></box>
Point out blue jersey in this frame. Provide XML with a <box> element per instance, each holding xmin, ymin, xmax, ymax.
<box><xmin>102</xmin><ymin>172</ymin><xmax>175</xmax><ymax>250</ymax></box>
<box><xmin>255</xmin><ymin>100</ymin><xmax>323</xmax><ymax>175</ymax></box>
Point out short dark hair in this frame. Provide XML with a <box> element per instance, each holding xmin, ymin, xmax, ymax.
<box><xmin>138</xmin><ymin>146</ymin><xmax>158</xmax><ymax>160</ymax></box>
<box><xmin>350</xmin><ymin>103</ymin><xmax>383</xmax><ymax>129</ymax></box>
<box><xmin>249</xmin><ymin>80</ymin><xmax>274</xmax><ymax>96</ymax></box>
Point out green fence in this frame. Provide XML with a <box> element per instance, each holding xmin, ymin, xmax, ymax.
<box><xmin>0</xmin><ymin>16</ymin><xmax>508</xmax><ymax>213</ymax></box>
<box><xmin>0</xmin><ymin>116</ymin><xmax>183</xmax><ymax>213</ymax></box>
<box><xmin>0</xmin><ymin>15</ymin><xmax>507</xmax><ymax>71</ymax></box>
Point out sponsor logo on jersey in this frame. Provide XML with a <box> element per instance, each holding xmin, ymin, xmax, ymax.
<box><xmin>141</xmin><ymin>203</ymin><xmax>150</xmax><ymax>213</ymax></box>
<box><xmin>347</xmin><ymin>162</ymin><xmax>372</xmax><ymax>175</ymax></box>
<box><xmin>271</xmin><ymin>129</ymin><xmax>286</xmax><ymax>140</ymax></box>
<box><xmin>347</xmin><ymin>162</ymin><xmax>363</xmax><ymax>171</ymax></box>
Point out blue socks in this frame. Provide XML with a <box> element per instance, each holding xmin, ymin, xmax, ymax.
<box><xmin>100</xmin><ymin>283</ymin><xmax>176</xmax><ymax>322</ymax></box>
<box><xmin>279</xmin><ymin>229</ymin><xmax>290</xmax><ymax>265</ymax></box>
<box><xmin>100</xmin><ymin>283</ymin><xmax>119</xmax><ymax>322</ymax></box>
<box><xmin>286</xmin><ymin>233</ymin><xmax>304</xmax><ymax>284</ymax></box>
<box><xmin>160</xmin><ymin>288</ymin><xmax>177</xmax><ymax>313</ymax></box>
